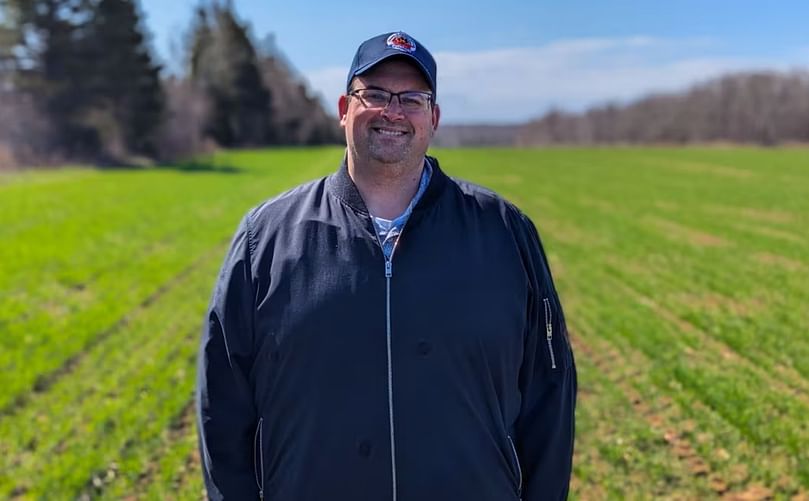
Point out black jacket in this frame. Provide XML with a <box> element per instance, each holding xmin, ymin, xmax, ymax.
<box><xmin>197</xmin><ymin>156</ymin><xmax>576</xmax><ymax>501</ymax></box>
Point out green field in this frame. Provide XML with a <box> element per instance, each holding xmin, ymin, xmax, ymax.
<box><xmin>1</xmin><ymin>147</ymin><xmax>807</xmax><ymax>499</ymax></box>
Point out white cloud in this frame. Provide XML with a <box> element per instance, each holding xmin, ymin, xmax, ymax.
<box><xmin>302</xmin><ymin>36</ymin><xmax>805</xmax><ymax>124</ymax></box>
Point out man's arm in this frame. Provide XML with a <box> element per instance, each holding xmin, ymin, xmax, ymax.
<box><xmin>197</xmin><ymin>214</ymin><xmax>261</xmax><ymax>500</ymax></box>
<box><xmin>514</xmin><ymin>214</ymin><xmax>577</xmax><ymax>501</ymax></box>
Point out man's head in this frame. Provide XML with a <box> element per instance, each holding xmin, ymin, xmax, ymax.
<box><xmin>339</xmin><ymin>32</ymin><xmax>440</xmax><ymax>167</ymax></box>
<box><xmin>345</xmin><ymin>32</ymin><xmax>437</xmax><ymax>97</ymax></box>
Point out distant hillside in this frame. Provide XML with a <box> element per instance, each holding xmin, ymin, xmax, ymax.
<box><xmin>518</xmin><ymin>70</ymin><xmax>809</xmax><ymax>146</ymax></box>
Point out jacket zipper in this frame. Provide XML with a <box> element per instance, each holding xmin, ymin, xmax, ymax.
<box><xmin>507</xmin><ymin>435</ymin><xmax>523</xmax><ymax>498</ymax></box>
<box><xmin>370</xmin><ymin>178</ymin><xmax>423</xmax><ymax>501</ymax></box>
<box><xmin>384</xmin><ymin>255</ymin><xmax>397</xmax><ymax>501</ymax></box>
<box><xmin>374</xmin><ymin>225</ymin><xmax>404</xmax><ymax>501</ymax></box>
<box><xmin>543</xmin><ymin>297</ymin><xmax>557</xmax><ymax>369</ymax></box>
<box><xmin>254</xmin><ymin>417</ymin><xmax>265</xmax><ymax>500</ymax></box>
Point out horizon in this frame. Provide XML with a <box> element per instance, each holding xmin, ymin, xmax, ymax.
<box><xmin>140</xmin><ymin>1</ymin><xmax>809</xmax><ymax>124</ymax></box>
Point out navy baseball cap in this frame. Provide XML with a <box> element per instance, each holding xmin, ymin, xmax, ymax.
<box><xmin>346</xmin><ymin>32</ymin><xmax>437</xmax><ymax>96</ymax></box>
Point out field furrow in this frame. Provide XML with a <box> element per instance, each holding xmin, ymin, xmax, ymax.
<box><xmin>0</xmin><ymin>253</ymin><xmax>220</xmax><ymax>497</ymax></box>
<box><xmin>565</xmin><ymin>269</ymin><xmax>806</xmax><ymax>497</ymax></box>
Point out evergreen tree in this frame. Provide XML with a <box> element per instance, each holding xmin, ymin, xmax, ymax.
<box><xmin>188</xmin><ymin>1</ymin><xmax>272</xmax><ymax>147</ymax></box>
<box><xmin>84</xmin><ymin>0</ymin><xmax>164</xmax><ymax>156</ymax></box>
<box><xmin>0</xmin><ymin>13</ymin><xmax>16</xmax><ymax>82</ymax></box>
<box><xmin>0</xmin><ymin>0</ymin><xmax>163</xmax><ymax>160</ymax></box>
<box><xmin>1</xmin><ymin>0</ymin><xmax>100</xmax><ymax>157</ymax></box>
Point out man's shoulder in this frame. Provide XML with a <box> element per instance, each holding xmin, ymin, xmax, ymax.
<box><xmin>245</xmin><ymin>175</ymin><xmax>329</xmax><ymax>231</ymax></box>
<box><xmin>448</xmin><ymin>176</ymin><xmax>526</xmax><ymax>219</ymax></box>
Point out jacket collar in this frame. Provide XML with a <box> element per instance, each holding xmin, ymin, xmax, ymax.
<box><xmin>326</xmin><ymin>154</ymin><xmax>448</xmax><ymax>215</ymax></box>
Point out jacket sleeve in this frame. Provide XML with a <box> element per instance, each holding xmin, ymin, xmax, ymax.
<box><xmin>514</xmin><ymin>213</ymin><xmax>577</xmax><ymax>501</ymax></box>
<box><xmin>197</xmin><ymin>214</ymin><xmax>261</xmax><ymax>500</ymax></box>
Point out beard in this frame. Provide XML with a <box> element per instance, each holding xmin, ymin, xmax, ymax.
<box><xmin>364</xmin><ymin>121</ymin><xmax>415</xmax><ymax>164</ymax></box>
<box><xmin>367</xmin><ymin>136</ymin><xmax>413</xmax><ymax>164</ymax></box>
<box><xmin>362</xmin><ymin>117</ymin><xmax>437</xmax><ymax>165</ymax></box>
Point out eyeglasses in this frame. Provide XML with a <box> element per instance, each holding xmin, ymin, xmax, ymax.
<box><xmin>349</xmin><ymin>88</ymin><xmax>434</xmax><ymax>112</ymax></box>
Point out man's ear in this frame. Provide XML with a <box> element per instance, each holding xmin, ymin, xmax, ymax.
<box><xmin>431</xmin><ymin>102</ymin><xmax>441</xmax><ymax>132</ymax></box>
<box><xmin>338</xmin><ymin>95</ymin><xmax>349</xmax><ymax>126</ymax></box>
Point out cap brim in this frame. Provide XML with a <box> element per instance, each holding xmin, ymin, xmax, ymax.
<box><xmin>352</xmin><ymin>52</ymin><xmax>436</xmax><ymax>94</ymax></box>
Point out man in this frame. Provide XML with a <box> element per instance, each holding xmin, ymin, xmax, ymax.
<box><xmin>197</xmin><ymin>32</ymin><xmax>576</xmax><ymax>501</ymax></box>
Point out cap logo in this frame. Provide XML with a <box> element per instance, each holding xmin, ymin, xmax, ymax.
<box><xmin>386</xmin><ymin>33</ymin><xmax>416</xmax><ymax>53</ymax></box>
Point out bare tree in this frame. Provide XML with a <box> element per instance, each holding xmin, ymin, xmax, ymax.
<box><xmin>519</xmin><ymin>70</ymin><xmax>809</xmax><ymax>146</ymax></box>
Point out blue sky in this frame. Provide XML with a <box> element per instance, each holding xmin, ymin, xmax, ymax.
<box><xmin>138</xmin><ymin>0</ymin><xmax>809</xmax><ymax>124</ymax></box>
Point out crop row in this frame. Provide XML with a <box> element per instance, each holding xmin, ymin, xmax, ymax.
<box><xmin>0</xmin><ymin>248</ymin><xmax>221</xmax><ymax>497</ymax></box>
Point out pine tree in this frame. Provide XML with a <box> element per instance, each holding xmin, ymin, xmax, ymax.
<box><xmin>1</xmin><ymin>0</ymin><xmax>100</xmax><ymax>157</ymax></box>
<box><xmin>188</xmin><ymin>1</ymin><xmax>272</xmax><ymax>147</ymax></box>
<box><xmin>0</xmin><ymin>0</ymin><xmax>164</xmax><ymax>160</ymax></box>
<box><xmin>84</xmin><ymin>0</ymin><xmax>164</xmax><ymax>156</ymax></box>
<box><xmin>0</xmin><ymin>12</ymin><xmax>16</xmax><ymax>83</ymax></box>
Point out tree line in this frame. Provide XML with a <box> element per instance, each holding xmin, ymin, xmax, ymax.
<box><xmin>430</xmin><ymin>70</ymin><xmax>809</xmax><ymax>148</ymax></box>
<box><xmin>0</xmin><ymin>0</ymin><xmax>340</xmax><ymax>168</ymax></box>
<box><xmin>517</xmin><ymin>71</ymin><xmax>809</xmax><ymax>146</ymax></box>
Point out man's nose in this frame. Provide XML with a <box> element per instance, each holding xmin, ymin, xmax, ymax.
<box><xmin>381</xmin><ymin>96</ymin><xmax>406</xmax><ymax>120</ymax></box>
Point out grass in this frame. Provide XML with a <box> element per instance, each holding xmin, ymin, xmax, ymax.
<box><xmin>0</xmin><ymin>146</ymin><xmax>807</xmax><ymax>499</ymax></box>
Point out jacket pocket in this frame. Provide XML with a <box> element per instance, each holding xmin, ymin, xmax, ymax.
<box><xmin>507</xmin><ymin>435</ymin><xmax>523</xmax><ymax>498</ymax></box>
<box><xmin>254</xmin><ymin>417</ymin><xmax>265</xmax><ymax>500</ymax></box>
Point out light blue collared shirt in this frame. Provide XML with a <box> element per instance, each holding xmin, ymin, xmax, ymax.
<box><xmin>371</xmin><ymin>159</ymin><xmax>433</xmax><ymax>259</ymax></box>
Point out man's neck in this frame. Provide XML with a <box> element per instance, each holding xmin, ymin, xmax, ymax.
<box><xmin>348</xmin><ymin>156</ymin><xmax>426</xmax><ymax>220</ymax></box>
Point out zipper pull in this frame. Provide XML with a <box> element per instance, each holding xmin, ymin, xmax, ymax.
<box><xmin>543</xmin><ymin>298</ymin><xmax>557</xmax><ymax>369</ymax></box>
<box><xmin>385</xmin><ymin>260</ymin><xmax>392</xmax><ymax>278</ymax></box>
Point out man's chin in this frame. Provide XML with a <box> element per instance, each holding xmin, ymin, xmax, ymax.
<box><xmin>370</xmin><ymin>156</ymin><xmax>408</xmax><ymax>165</ymax></box>
<box><xmin>368</xmin><ymin>147</ymin><xmax>411</xmax><ymax>165</ymax></box>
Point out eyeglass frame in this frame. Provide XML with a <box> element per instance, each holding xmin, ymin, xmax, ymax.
<box><xmin>348</xmin><ymin>87</ymin><xmax>435</xmax><ymax>112</ymax></box>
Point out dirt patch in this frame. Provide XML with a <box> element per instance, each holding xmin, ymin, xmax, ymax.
<box><xmin>705</xmin><ymin>205</ymin><xmax>796</xmax><ymax>225</ymax></box>
<box><xmin>744</xmin><ymin>225</ymin><xmax>804</xmax><ymax>244</ymax></box>
<box><xmin>754</xmin><ymin>252</ymin><xmax>805</xmax><ymax>272</ymax></box>
<box><xmin>721</xmin><ymin>484</ymin><xmax>774</xmax><ymax>500</ymax></box>
<box><xmin>669</xmin><ymin>160</ymin><xmax>754</xmax><ymax>180</ymax></box>
<box><xmin>645</xmin><ymin>158</ymin><xmax>754</xmax><ymax>180</ymax></box>
<box><xmin>500</xmin><ymin>174</ymin><xmax>522</xmax><ymax>185</ymax></box>
<box><xmin>603</xmin><ymin>255</ymin><xmax>657</xmax><ymax>280</ymax></box>
<box><xmin>39</xmin><ymin>282</ymin><xmax>97</xmax><ymax>322</ymax></box>
<box><xmin>537</xmin><ymin>217</ymin><xmax>596</xmax><ymax>246</ymax></box>
<box><xmin>578</xmin><ymin>198</ymin><xmax>617</xmax><ymax>214</ymax></box>
<box><xmin>476</xmin><ymin>173</ymin><xmax>523</xmax><ymax>186</ymax></box>
<box><xmin>646</xmin><ymin>217</ymin><xmax>728</xmax><ymax>247</ymax></box>
<box><xmin>654</xmin><ymin>200</ymin><xmax>679</xmax><ymax>211</ymax></box>
<box><xmin>668</xmin><ymin>292</ymin><xmax>764</xmax><ymax>316</ymax></box>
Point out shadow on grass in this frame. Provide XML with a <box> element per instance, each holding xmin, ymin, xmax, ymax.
<box><xmin>157</xmin><ymin>160</ymin><xmax>243</xmax><ymax>174</ymax></box>
<box><xmin>92</xmin><ymin>157</ymin><xmax>244</xmax><ymax>174</ymax></box>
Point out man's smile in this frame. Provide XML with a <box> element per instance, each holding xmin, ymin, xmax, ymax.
<box><xmin>371</xmin><ymin>126</ymin><xmax>409</xmax><ymax>137</ymax></box>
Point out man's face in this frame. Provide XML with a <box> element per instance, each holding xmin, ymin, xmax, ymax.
<box><xmin>339</xmin><ymin>59</ymin><xmax>440</xmax><ymax>166</ymax></box>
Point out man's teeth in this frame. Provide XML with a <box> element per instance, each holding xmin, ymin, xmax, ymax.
<box><xmin>375</xmin><ymin>128</ymin><xmax>406</xmax><ymax>136</ymax></box>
